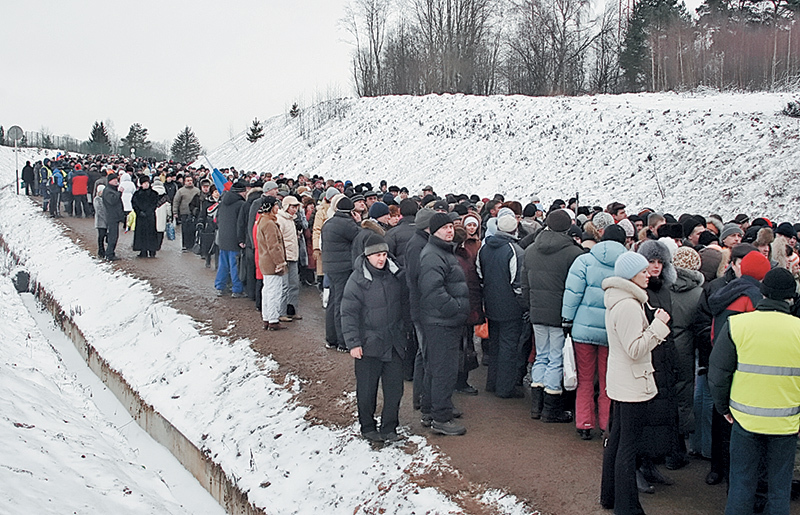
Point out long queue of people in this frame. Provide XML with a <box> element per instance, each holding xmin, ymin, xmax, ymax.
<box><xmin>25</xmin><ymin>153</ymin><xmax>800</xmax><ymax>515</ymax></box>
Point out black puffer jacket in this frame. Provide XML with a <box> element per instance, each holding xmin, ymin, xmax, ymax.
<box><xmin>522</xmin><ymin>229</ymin><xmax>586</xmax><ymax>326</ymax></box>
<box><xmin>341</xmin><ymin>255</ymin><xmax>406</xmax><ymax>361</ymax></box>
<box><xmin>478</xmin><ymin>232</ymin><xmax>526</xmax><ymax>321</ymax></box>
<box><xmin>418</xmin><ymin>235</ymin><xmax>470</xmax><ymax>327</ymax></box>
<box><xmin>322</xmin><ymin>211</ymin><xmax>360</xmax><ymax>274</ymax></box>
<box><xmin>405</xmin><ymin>229</ymin><xmax>429</xmax><ymax>323</ymax></box>
<box><xmin>216</xmin><ymin>190</ymin><xmax>245</xmax><ymax>251</ymax></box>
<box><xmin>386</xmin><ymin>216</ymin><xmax>416</xmax><ymax>265</ymax></box>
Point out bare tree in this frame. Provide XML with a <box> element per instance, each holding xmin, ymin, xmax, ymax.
<box><xmin>343</xmin><ymin>0</ymin><xmax>391</xmax><ymax>96</ymax></box>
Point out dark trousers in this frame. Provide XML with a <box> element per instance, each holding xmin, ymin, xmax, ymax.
<box><xmin>413</xmin><ymin>322</ymin><xmax>426</xmax><ymax>409</ymax></box>
<box><xmin>180</xmin><ymin>214</ymin><xmax>196</xmax><ymax>250</ymax></box>
<box><xmin>601</xmin><ymin>400</ymin><xmax>649</xmax><ymax>515</ymax></box>
<box><xmin>403</xmin><ymin>322</ymin><xmax>418</xmax><ymax>381</ymax></box>
<box><xmin>325</xmin><ymin>271</ymin><xmax>350</xmax><ymax>347</ymax></box>
<box><xmin>486</xmin><ymin>318</ymin><xmax>524</xmax><ymax>397</ymax></box>
<box><xmin>72</xmin><ymin>194</ymin><xmax>88</xmax><ymax>217</ymax></box>
<box><xmin>105</xmin><ymin>222</ymin><xmax>120</xmax><ymax>259</ymax></box>
<box><xmin>354</xmin><ymin>351</ymin><xmax>404</xmax><ymax>435</ymax></box>
<box><xmin>711</xmin><ymin>408</ymin><xmax>732</xmax><ymax>482</ymax></box>
<box><xmin>24</xmin><ymin>181</ymin><xmax>34</xmax><ymax>195</ymax></box>
<box><xmin>97</xmin><ymin>228</ymin><xmax>108</xmax><ymax>258</ymax></box>
<box><xmin>243</xmin><ymin>247</ymin><xmax>257</xmax><ymax>300</ymax></box>
<box><xmin>421</xmin><ymin>323</ymin><xmax>460</xmax><ymax>423</ymax></box>
<box><xmin>49</xmin><ymin>188</ymin><xmax>61</xmax><ymax>216</ymax></box>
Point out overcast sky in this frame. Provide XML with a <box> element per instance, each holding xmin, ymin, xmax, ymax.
<box><xmin>1</xmin><ymin>0</ymin><xmax>354</xmax><ymax>150</ymax></box>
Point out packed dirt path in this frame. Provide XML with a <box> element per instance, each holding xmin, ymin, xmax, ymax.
<box><xmin>46</xmin><ymin>208</ymin><xmax>800</xmax><ymax>515</ymax></box>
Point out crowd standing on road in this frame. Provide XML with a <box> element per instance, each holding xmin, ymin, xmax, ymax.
<box><xmin>23</xmin><ymin>153</ymin><xmax>800</xmax><ymax>514</ymax></box>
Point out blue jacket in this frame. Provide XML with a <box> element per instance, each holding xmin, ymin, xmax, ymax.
<box><xmin>561</xmin><ymin>240</ymin><xmax>626</xmax><ymax>346</ymax></box>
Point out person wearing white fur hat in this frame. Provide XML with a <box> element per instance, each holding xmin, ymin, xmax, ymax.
<box><xmin>601</xmin><ymin>251</ymin><xmax>671</xmax><ymax>514</ymax></box>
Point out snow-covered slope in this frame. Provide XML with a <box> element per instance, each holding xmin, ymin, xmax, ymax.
<box><xmin>204</xmin><ymin>91</ymin><xmax>800</xmax><ymax>221</ymax></box>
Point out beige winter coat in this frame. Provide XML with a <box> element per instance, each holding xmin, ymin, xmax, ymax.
<box><xmin>277</xmin><ymin>209</ymin><xmax>299</xmax><ymax>262</ymax></box>
<box><xmin>603</xmin><ymin>276</ymin><xmax>670</xmax><ymax>403</ymax></box>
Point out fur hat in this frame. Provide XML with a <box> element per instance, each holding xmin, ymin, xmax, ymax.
<box><xmin>592</xmin><ymin>212</ymin><xmax>614</xmax><ymax>232</ymax></box>
<box><xmin>673</xmin><ymin>246</ymin><xmax>702</xmax><ymax>271</ymax></box>
<box><xmin>546</xmin><ymin>209</ymin><xmax>572</xmax><ymax>232</ymax></box>
<box><xmin>740</xmin><ymin>251</ymin><xmax>771</xmax><ymax>281</ymax></box>
<box><xmin>615</xmin><ymin>252</ymin><xmax>650</xmax><ymax>280</ymax></box>
<box><xmin>638</xmin><ymin>239</ymin><xmax>677</xmax><ymax>285</ymax></box>
<box><xmin>754</xmin><ymin>227</ymin><xmax>775</xmax><ymax>248</ymax></box>
<box><xmin>363</xmin><ymin>232</ymin><xmax>389</xmax><ymax>256</ymax></box>
<box><xmin>368</xmin><ymin>201</ymin><xmax>390</xmax><ymax>219</ymax></box>
<box><xmin>497</xmin><ymin>215</ymin><xmax>518</xmax><ymax>234</ymax></box>
<box><xmin>761</xmin><ymin>267</ymin><xmax>798</xmax><ymax>300</ymax></box>
<box><xmin>429</xmin><ymin>212</ymin><xmax>453</xmax><ymax>235</ymax></box>
<box><xmin>720</xmin><ymin>223</ymin><xmax>743</xmax><ymax>243</ymax></box>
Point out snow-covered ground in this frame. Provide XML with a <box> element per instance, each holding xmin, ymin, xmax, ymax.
<box><xmin>0</xmin><ymin>146</ymin><xmax>532</xmax><ymax>514</ymax></box>
<box><xmin>0</xmin><ymin>275</ymin><xmax>214</xmax><ymax>515</ymax></box>
<box><xmin>203</xmin><ymin>91</ymin><xmax>800</xmax><ymax>221</ymax></box>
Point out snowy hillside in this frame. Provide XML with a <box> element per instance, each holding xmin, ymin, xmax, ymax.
<box><xmin>204</xmin><ymin>91</ymin><xmax>800</xmax><ymax>221</ymax></box>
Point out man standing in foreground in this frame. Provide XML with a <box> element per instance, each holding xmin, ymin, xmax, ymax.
<box><xmin>418</xmin><ymin>212</ymin><xmax>470</xmax><ymax>435</ymax></box>
<box><xmin>709</xmin><ymin>267</ymin><xmax>800</xmax><ymax>515</ymax></box>
<box><xmin>102</xmin><ymin>173</ymin><xmax>125</xmax><ymax>262</ymax></box>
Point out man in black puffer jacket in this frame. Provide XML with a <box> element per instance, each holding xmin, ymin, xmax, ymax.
<box><xmin>418</xmin><ymin>212</ymin><xmax>470</xmax><ymax>436</ymax></box>
<box><xmin>523</xmin><ymin>209</ymin><xmax>585</xmax><ymax>423</ymax></box>
<box><xmin>322</xmin><ymin>196</ymin><xmax>360</xmax><ymax>351</ymax></box>
<box><xmin>214</xmin><ymin>181</ymin><xmax>247</xmax><ymax>297</ymax></box>
<box><xmin>342</xmin><ymin>233</ymin><xmax>406</xmax><ymax>443</ymax></box>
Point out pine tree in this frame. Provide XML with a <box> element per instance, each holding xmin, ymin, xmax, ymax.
<box><xmin>87</xmin><ymin>121</ymin><xmax>112</xmax><ymax>155</ymax></box>
<box><xmin>41</xmin><ymin>133</ymin><xmax>54</xmax><ymax>149</ymax></box>
<box><xmin>171</xmin><ymin>126</ymin><xmax>203</xmax><ymax>163</ymax></box>
<box><xmin>246</xmin><ymin>118</ymin><xmax>265</xmax><ymax>142</ymax></box>
<box><xmin>289</xmin><ymin>103</ymin><xmax>301</xmax><ymax>118</ymax></box>
<box><xmin>121</xmin><ymin>122</ymin><xmax>152</xmax><ymax>157</ymax></box>
<box><xmin>0</xmin><ymin>126</ymin><xmax>5</xmax><ymax>146</ymax></box>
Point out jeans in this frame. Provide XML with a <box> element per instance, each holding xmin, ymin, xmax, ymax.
<box><xmin>726</xmin><ymin>420</ymin><xmax>795</xmax><ymax>515</ymax></box>
<box><xmin>574</xmin><ymin>342</ymin><xmax>610</xmax><ymax>431</ymax></box>
<box><xmin>215</xmin><ymin>249</ymin><xmax>244</xmax><ymax>294</ymax></box>
<box><xmin>690</xmin><ymin>372</ymin><xmax>713</xmax><ymax>458</ymax></box>
<box><xmin>261</xmin><ymin>274</ymin><xmax>284</xmax><ymax>323</ymax></box>
<box><xmin>486</xmin><ymin>318</ymin><xmax>523</xmax><ymax>397</ymax></box>
<box><xmin>531</xmin><ymin>324</ymin><xmax>565</xmax><ymax>394</ymax></box>
<box><xmin>280</xmin><ymin>261</ymin><xmax>300</xmax><ymax>315</ymax></box>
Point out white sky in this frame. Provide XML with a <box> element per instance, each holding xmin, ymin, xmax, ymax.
<box><xmin>0</xmin><ymin>0</ymin><xmax>354</xmax><ymax>150</ymax></box>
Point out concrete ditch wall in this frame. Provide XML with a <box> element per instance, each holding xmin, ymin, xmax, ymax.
<box><xmin>1</xmin><ymin>238</ymin><xmax>265</xmax><ymax>515</ymax></box>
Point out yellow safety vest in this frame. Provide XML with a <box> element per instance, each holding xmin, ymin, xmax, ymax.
<box><xmin>729</xmin><ymin>310</ymin><xmax>800</xmax><ymax>435</ymax></box>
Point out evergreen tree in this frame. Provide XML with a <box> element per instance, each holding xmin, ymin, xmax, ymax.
<box><xmin>20</xmin><ymin>133</ymin><xmax>27</xmax><ymax>147</ymax></box>
<box><xmin>289</xmin><ymin>103</ymin><xmax>301</xmax><ymax>118</ymax></box>
<box><xmin>41</xmin><ymin>133</ymin><xmax>54</xmax><ymax>149</ymax></box>
<box><xmin>0</xmin><ymin>126</ymin><xmax>4</xmax><ymax>146</ymax></box>
<box><xmin>87</xmin><ymin>121</ymin><xmax>112</xmax><ymax>155</ymax></box>
<box><xmin>121</xmin><ymin>122</ymin><xmax>152</xmax><ymax>157</ymax></box>
<box><xmin>171</xmin><ymin>126</ymin><xmax>203</xmax><ymax>163</ymax></box>
<box><xmin>246</xmin><ymin>118</ymin><xmax>265</xmax><ymax>142</ymax></box>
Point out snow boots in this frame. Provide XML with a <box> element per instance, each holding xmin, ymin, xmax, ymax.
<box><xmin>530</xmin><ymin>386</ymin><xmax>544</xmax><ymax>419</ymax></box>
<box><xmin>541</xmin><ymin>392</ymin><xmax>573</xmax><ymax>423</ymax></box>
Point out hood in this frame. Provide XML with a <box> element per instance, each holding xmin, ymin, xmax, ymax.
<box><xmin>602</xmin><ymin>276</ymin><xmax>648</xmax><ymax>310</ymax></box>
<box><xmin>671</xmin><ymin>268</ymin><xmax>705</xmax><ymax>293</ymax></box>
<box><xmin>590</xmin><ymin>240</ymin><xmax>627</xmax><ymax>267</ymax></box>
<box><xmin>152</xmin><ymin>181</ymin><xmax>166</xmax><ymax>195</ymax></box>
<box><xmin>708</xmin><ymin>275</ymin><xmax>762</xmax><ymax>316</ymax></box>
<box><xmin>534</xmin><ymin>229</ymin><xmax>577</xmax><ymax>255</ymax></box>
<box><xmin>221</xmin><ymin>190</ymin><xmax>244</xmax><ymax>206</ymax></box>
<box><xmin>361</xmin><ymin>218</ymin><xmax>386</xmax><ymax>236</ymax></box>
<box><xmin>485</xmin><ymin>231</ymin><xmax>515</xmax><ymax>249</ymax></box>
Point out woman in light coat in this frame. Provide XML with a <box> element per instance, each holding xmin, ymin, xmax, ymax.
<box><xmin>600</xmin><ymin>252</ymin><xmax>670</xmax><ymax>515</ymax></box>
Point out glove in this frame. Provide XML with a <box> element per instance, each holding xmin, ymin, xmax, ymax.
<box><xmin>561</xmin><ymin>318</ymin><xmax>573</xmax><ymax>338</ymax></box>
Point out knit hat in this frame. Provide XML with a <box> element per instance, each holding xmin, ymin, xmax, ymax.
<box><xmin>775</xmin><ymin>222</ymin><xmax>798</xmax><ymax>239</ymax></box>
<box><xmin>429</xmin><ymin>212</ymin><xmax>454</xmax><ymax>234</ymax></box>
<box><xmin>463</xmin><ymin>214</ymin><xmax>481</xmax><ymax>228</ymax></box>
<box><xmin>337</xmin><ymin>196</ymin><xmax>354</xmax><ymax>212</ymax></box>
<box><xmin>415</xmin><ymin>208</ymin><xmax>435</xmax><ymax>230</ymax></box>
<box><xmin>106</xmin><ymin>172</ymin><xmax>119</xmax><ymax>182</ymax></box>
<box><xmin>618</xmin><ymin>218</ymin><xmax>635</xmax><ymax>238</ymax></box>
<box><xmin>364</xmin><ymin>232</ymin><xmax>389</xmax><ymax>256</ymax></box>
<box><xmin>263</xmin><ymin>180</ymin><xmax>279</xmax><ymax>191</ymax></box>
<box><xmin>615</xmin><ymin>252</ymin><xmax>650</xmax><ymax>280</ymax></box>
<box><xmin>602</xmin><ymin>224</ymin><xmax>627</xmax><ymax>245</ymax></box>
<box><xmin>720</xmin><ymin>223</ymin><xmax>744</xmax><ymax>243</ymax></box>
<box><xmin>497</xmin><ymin>215</ymin><xmax>518</xmax><ymax>233</ymax></box>
<box><xmin>673</xmin><ymin>247</ymin><xmax>702</xmax><ymax>271</ymax></box>
<box><xmin>325</xmin><ymin>187</ymin><xmax>339</xmax><ymax>201</ymax></box>
<box><xmin>658</xmin><ymin>223</ymin><xmax>684</xmax><ymax>240</ymax></box>
<box><xmin>546</xmin><ymin>209</ymin><xmax>572</xmax><ymax>232</ymax></box>
<box><xmin>368</xmin><ymin>201</ymin><xmax>390</xmax><ymax>219</ymax></box>
<box><xmin>733</xmin><ymin>214</ymin><xmax>750</xmax><ymax>225</ymax></box>
<box><xmin>399</xmin><ymin>199</ymin><xmax>418</xmax><ymax>217</ymax></box>
<box><xmin>592</xmin><ymin>212</ymin><xmax>614</xmax><ymax>232</ymax></box>
<box><xmin>230</xmin><ymin>179</ymin><xmax>248</xmax><ymax>193</ymax></box>
<box><xmin>682</xmin><ymin>216</ymin><xmax>704</xmax><ymax>238</ymax></box>
<box><xmin>697</xmin><ymin>230</ymin><xmax>719</xmax><ymax>247</ymax></box>
<box><xmin>761</xmin><ymin>267</ymin><xmax>798</xmax><ymax>300</ymax></box>
<box><xmin>740</xmin><ymin>251</ymin><xmax>771</xmax><ymax>281</ymax></box>
<box><xmin>260</xmin><ymin>195</ymin><xmax>279</xmax><ymax>213</ymax></box>
<box><xmin>522</xmin><ymin>203</ymin><xmax>537</xmax><ymax>218</ymax></box>
<box><xmin>138</xmin><ymin>174</ymin><xmax>151</xmax><ymax>184</ymax></box>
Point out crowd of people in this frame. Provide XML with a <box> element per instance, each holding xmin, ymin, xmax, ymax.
<box><xmin>22</xmin><ymin>152</ymin><xmax>800</xmax><ymax>515</ymax></box>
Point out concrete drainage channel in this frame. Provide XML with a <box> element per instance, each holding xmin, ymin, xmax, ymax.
<box><xmin>3</xmin><ymin>248</ymin><xmax>266</xmax><ymax>515</ymax></box>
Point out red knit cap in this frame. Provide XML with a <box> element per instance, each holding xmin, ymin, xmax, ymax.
<box><xmin>740</xmin><ymin>251</ymin><xmax>771</xmax><ymax>281</ymax></box>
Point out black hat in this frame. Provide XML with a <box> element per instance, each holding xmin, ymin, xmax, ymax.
<box><xmin>697</xmin><ymin>230</ymin><xmax>719</xmax><ymax>247</ymax></box>
<box><xmin>350</xmin><ymin>194</ymin><xmax>365</xmax><ymax>203</ymax></box>
<box><xmin>368</xmin><ymin>201</ymin><xmax>390</xmax><ymax>219</ymax></box>
<box><xmin>138</xmin><ymin>174</ymin><xmax>151</xmax><ymax>184</ymax></box>
<box><xmin>452</xmin><ymin>203</ymin><xmax>468</xmax><ymax>216</ymax></box>
<box><xmin>399</xmin><ymin>198</ymin><xmax>418</xmax><ymax>217</ymax></box>
<box><xmin>429</xmin><ymin>212</ymin><xmax>453</xmax><ymax>234</ymax></box>
<box><xmin>658</xmin><ymin>223</ymin><xmax>684</xmax><ymax>240</ymax></box>
<box><xmin>433</xmin><ymin>199</ymin><xmax>449</xmax><ymax>212</ymax></box>
<box><xmin>260</xmin><ymin>195</ymin><xmax>278</xmax><ymax>213</ymax></box>
<box><xmin>420</xmin><ymin>194</ymin><xmax>437</xmax><ymax>207</ymax></box>
<box><xmin>364</xmin><ymin>232</ymin><xmax>389</xmax><ymax>256</ymax></box>
<box><xmin>231</xmin><ymin>179</ymin><xmax>248</xmax><ymax>193</ymax></box>
<box><xmin>337</xmin><ymin>196</ymin><xmax>354</xmax><ymax>212</ymax></box>
<box><xmin>775</xmin><ymin>222</ymin><xmax>798</xmax><ymax>239</ymax></box>
<box><xmin>601</xmin><ymin>224</ymin><xmax>627</xmax><ymax>245</ymax></box>
<box><xmin>364</xmin><ymin>190</ymin><xmax>378</xmax><ymax>199</ymax></box>
<box><xmin>761</xmin><ymin>268</ymin><xmax>797</xmax><ymax>300</ymax></box>
<box><xmin>734</xmin><ymin>214</ymin><xmax>750</xmax><ymax>225</ymax></box>
<box><xmin>522</xmin><ymin>203</ymin><xmax>537</xmax><ymax>218</ymax></box>
<box><xmin>107</xmin><ymin>172</ymin><xmax>119</xmax><ymax>182</ymax></box>
<box><xmin>731</xmin><ymin>243</ymin><xmax>758</xmax><ymax>261</ymax></box>
<box><xmin>682</xmin><ymin>216</ymin><xmax>703</xmax><ymax>238</ymax></box>
<box><xmin>546</xmin><ymin>210</ymin><xmax>572</xmax><ymax>232</ymax></box>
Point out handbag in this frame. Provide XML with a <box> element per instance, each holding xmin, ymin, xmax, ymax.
<box><xmin>563</xmin><ymin>334</ymin><xmax>578</xmax><ymax>391</ymax></box>
<box><xmin>165</xmin><ymin>221</ymin><xmax>176</xmax><ymax>241</ymax></box>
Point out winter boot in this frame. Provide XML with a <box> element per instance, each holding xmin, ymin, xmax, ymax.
<box><xmin>541</xmin><ymin>392</ymin><xmax>573</xmax><ymax>423</ymax></box>
<box><xmin>530</xmin><ymin>386</ymin><xmax>544</xmax><ymax>419</ymax></box>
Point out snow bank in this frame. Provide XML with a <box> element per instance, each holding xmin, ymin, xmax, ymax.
<box><xmin>0</xmin><ymin>147</ymin><xmax>531</xmax><ymax>514</ymax></box>
<box><xmin>0</xmin><ymin>276</ymin><xmax>193</xmax><ymax>515</ymax></box>
<box><xmin>204</xmin><ymin>91</ymin><xmax>800</xmax><ymax>221</ymax></box>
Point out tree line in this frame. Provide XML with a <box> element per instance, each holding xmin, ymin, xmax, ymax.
<box><xmin>0</xmin><ymin>122</ymin><xmax>205</xmax><ymax>163</ymax></box>
<box><xmin>343</xmin><ymin>0</ymin><xmax>800</xmax><ymax>98</ymax></box>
